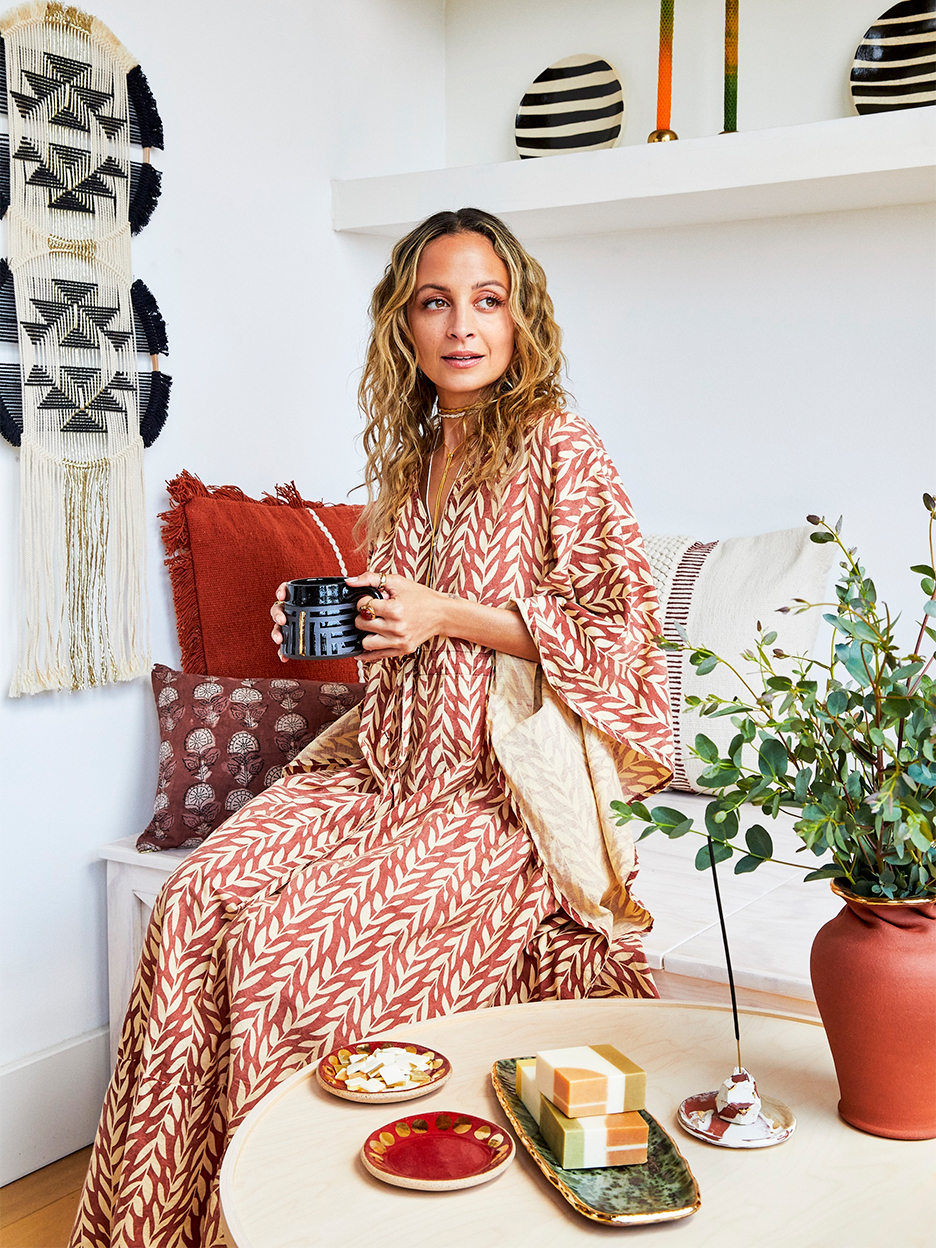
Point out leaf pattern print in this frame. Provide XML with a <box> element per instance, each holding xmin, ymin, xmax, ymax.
<box><xmin>71</xmin><ymin>412</ymin><xmax>672</xmax><ymax>1248</ymax></box>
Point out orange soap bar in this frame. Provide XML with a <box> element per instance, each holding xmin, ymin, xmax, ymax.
<box><xmin>534</xmin><ymin>1045</ymin><xmax>646</xmax><ymax>1117</ymax></box>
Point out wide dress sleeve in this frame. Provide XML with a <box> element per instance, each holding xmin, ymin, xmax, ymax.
<box><xmin>487</xmin><ymin>415</ymin><xmax>673</xmax><ymax>941</ymax></box>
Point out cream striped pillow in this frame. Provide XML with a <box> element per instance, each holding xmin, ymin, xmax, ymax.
<box><xmin>644</xmin><ymin>527</ymin><xmax>834</xmax><ymax>792</ymax></box>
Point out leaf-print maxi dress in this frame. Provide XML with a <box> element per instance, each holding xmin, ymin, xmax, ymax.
<box><xmin>71</xmin><ymin>411</ymin><xmax>673</xmax><ymax>1248</ymax></box>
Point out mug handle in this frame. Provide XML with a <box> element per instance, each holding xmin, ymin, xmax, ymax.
<box><xmin>359</xmin><ymin>586</ymin><xmax>383</xmax><ymax>603</ymax></box>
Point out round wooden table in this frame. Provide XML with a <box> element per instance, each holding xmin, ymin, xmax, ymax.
<box><xmin>219</xmin><ymin>999</ymin><xmax>934</xmax><ymax>1247</ymax></box>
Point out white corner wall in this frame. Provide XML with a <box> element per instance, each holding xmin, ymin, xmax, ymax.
<box><xmin>0</xmin><ymin>0</ymin><xmax>444</xmax><ymax>1184</ymax></box>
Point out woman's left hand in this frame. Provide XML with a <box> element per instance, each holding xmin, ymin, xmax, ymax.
<box><xmin>346</xmin><ymin>572</ymin><xmax>449</xmax><ymax>662</ymax></box>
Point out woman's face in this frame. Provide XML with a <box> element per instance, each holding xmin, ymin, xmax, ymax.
<box><xmin>407</xmin><ymin>231</ymin><xmax>515</xmax><ymax>409</ymax></box>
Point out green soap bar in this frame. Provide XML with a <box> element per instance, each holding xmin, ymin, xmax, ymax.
<box><xmin>591</xmin><ymin>1043</ymin><xmax>647</xmax><ymax>1111</ymax></box>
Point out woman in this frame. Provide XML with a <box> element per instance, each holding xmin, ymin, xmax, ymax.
<box><xmin>71</xmin><ymin>208</ymin><xmax>673</xmax><ymax>1248</ymax></box>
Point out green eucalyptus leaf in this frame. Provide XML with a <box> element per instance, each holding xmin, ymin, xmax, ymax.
<box><xmin>745</xmin><ymin>824</ymin><xmax>773</xmax><ymax>860</ymax></box>
<box><xmin>926</xmin><ymin>600</ymin><xmax>936</xmax><ymax>616</ymax></box>
<box><xmin>804</xmin><ymin>865</ymin><xmax>842</xmax><ymax>882</ymax></box>
<box><xmin>694</xmin><ymin>734</ymin><xmax>720</xmax><ymax>764</ymax></box>
<box><xmin>650</xmin><ymin>806</ymin><xmax>695</xmax><ymax>834</ymax></box>
<box><xmin>908</xmin><ymin>824</ymin><xmax>934</xmax><ymax>852</ymax></box>
<box><xmin>629</xmin><ymin>801</ymin><xmax>652</xmax><ymax>822</ymax></box>
<box><xmin>910</xmin><ymin>564</ymin><xmax>936</xmax><ymax>577</ymax></box>
<box><xmin>694</xmin><ymin>840</ymin><xmax>733</xmax><ymax>871</ymax></box>
<box><xmin>758</xmin><ymin>737</ymin><xmax>789</xmax><ymax>781</ymax></box>
<box><xmin>705</xmin><ymin>803</ymin><xmax>739</xmax><ymax>840</ymax></box>
<box><xmin>762</xmin><ymin>631</ymin><xmax>778</xmax><ymax>646</ymax></box>
<box><xmin>882</xmin><ymin>696</ymin><xmax>913</xmax><ymax>720</ymax></box>
<box><xmin>908</xmin><ymin>762</ymin><xmax>936</xmax><ymax>786</ymax></box>
<box><xmin>810</xmin><ymin>532</ymin><xmax>836</xmax><ymax>544</ymax></box>
<box><xmin>695</xmin><ymin>655</ymin><xmax>718</xmax><ymax>676</ymax></box>
<box><xmin>697</xmin><ymin>763</ymin><xmax>741</xmax><ymax>789</ymax></box>
<box><xmin>734</xmin><ymin>854</ymin><xmax>762</xmax><ymax>874</ymax></box>
<box><xmin>794</xmin><ymin>767</ymin><xmax>812</xmax><ymax>801</ymax></box>
<box><xmin>826</xmin><ymin>689</ymin><xmax>848</xmax><ymax>717</ymax></box>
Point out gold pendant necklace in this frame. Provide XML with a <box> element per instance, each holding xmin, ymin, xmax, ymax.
<box><xmin>426</xmin><ymin>418</ymin><xmax>466</xmax><ymax>587</ymax></box>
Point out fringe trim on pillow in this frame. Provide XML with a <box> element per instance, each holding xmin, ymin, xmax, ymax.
<box><xmin>160</xmin><ymin>474</ymin><xmax>352</xmax><ymax>674</ymax></box>
<box><xmin>140</xmin><ymin>370</ymin><xmax>171</xmax><ymax>447</ymax></box>
<box><xmin>126</xmin><ymin>64</ymin><xmax>165</xmax><ymax>149</ymax></box>
<box><xmin>129</xmin><ymin>161</ymin><xmax>162</xmax><ymax>235</ymax></box>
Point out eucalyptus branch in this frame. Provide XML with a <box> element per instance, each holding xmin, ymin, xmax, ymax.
<box><xmin>621</xmin><ymin>505</ymin><xmax>936</xmax><ymax>901</ymax></box>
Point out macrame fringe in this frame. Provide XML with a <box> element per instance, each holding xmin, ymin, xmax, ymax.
<box><xmin>126</xmin><ymin>63</ymin><xmax>164</xmax><ymax>149</ymax></box>
<box><xmin>0</xmin><ymin>2</ymin><xmax>48</xmax><ymax>37</ymax></box>
<box><xmin>131</xmin><ymin>277</ymin><xmax>169</xmax><ymax>354</ymax></box>
<box><xmin>128</xmin><ymin>161</ymin><xmax>161</xmax><ymax>235</ymax></box>
<box><xmin>10</xmin><ymin>441</ymin><xmax>150</xmax><ymax>696</ymax></box>
<box><xmin>0</xmin><ymin>389</ymin><xmax>21</xmax><ymax>446</ymax></box>
<box><xmin>140</xmin><ymin>370</ymin><xmax>171</xmax><ymax>447</ymax></box>
<box><xmin>0</xmin><ymin>4</ymin><xmax>137</xmax><ymax>72</ymax></box>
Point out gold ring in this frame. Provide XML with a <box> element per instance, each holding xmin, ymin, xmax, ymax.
<box><xmin>360</xmin><ymin>603</ymin><xmax>376</xmax><ymax>621</ymax></box>
<box><xmin>378</xmin><ymin>572</ymin><xmax>388</xmax><ymax>592</ymax></box>
<box><xmin>272</xmin><ymin>601</ymin><xmax>284</xmax><ymax>612</ymax></box>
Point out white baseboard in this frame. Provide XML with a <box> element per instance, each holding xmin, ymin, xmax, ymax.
<box><xmin>0</xmin><ymin>1026</ymin><xmax>109</xmax><ymax>1185</ymax></box>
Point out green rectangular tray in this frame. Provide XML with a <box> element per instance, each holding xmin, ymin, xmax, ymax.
<box><xmin>492</xmin><ymin>1057</ymin><xmax>701</xmax><ymax>1226</ymax></box>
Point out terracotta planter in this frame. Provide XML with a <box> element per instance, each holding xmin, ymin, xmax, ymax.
<box><xmin>810</xmin><ymin>881</ymin><xmax>936</xmax><ymax>1140</ymax></box>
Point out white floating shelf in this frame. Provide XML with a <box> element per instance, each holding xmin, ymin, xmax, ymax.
<box><xmin>333</xmin><ymin>109</ymin><xmax>935</xmax><ymax>240</ymax></box>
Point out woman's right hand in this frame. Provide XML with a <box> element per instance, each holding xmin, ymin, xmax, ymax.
<box><xmin>270</xmin><ymin>583</ymin><xmax>289</xmax><ymax>662</ymax></box>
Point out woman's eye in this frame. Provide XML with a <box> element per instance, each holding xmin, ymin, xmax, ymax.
<box><xmin>423</xmin><ymin>297</ymin><xmax>448</xmax><ymax>309</ymax></box>
<box><xmin>477</xmin><ymin>295</ymin><xmax>503</xmax><ymax>309</ymax></box>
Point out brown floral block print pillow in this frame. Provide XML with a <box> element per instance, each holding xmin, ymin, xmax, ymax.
<box><xmin>137</xmin><ymin>664</ymin><xmax>365</xmax><ymax>852</ymax></box>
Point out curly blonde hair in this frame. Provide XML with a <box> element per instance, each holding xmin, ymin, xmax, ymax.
<box><xmin>357</xmin><ymin>207</ymin><xmax>568</xmax><ymax>550</ymax></box>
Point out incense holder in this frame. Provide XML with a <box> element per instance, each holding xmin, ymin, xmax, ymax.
<box><xmin>678</xmin><ymin>1070</ymin><xmax>795</xmax><ymax>1149</ymax></box>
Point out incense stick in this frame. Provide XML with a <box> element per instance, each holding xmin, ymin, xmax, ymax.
<box><xmin>707</xmin><ymin>834</ymin><xmax>742</xmax><ymax>1069</ymax></box>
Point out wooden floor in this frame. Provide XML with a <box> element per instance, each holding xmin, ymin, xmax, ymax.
<box><xmin>0</xmin><ymin>1147</ymin><xmax>90</xmax><ymax>1248</ymax></box>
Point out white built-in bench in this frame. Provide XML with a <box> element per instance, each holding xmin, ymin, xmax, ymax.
<box><xmin>99</xmin><ymin>791</ymin><xmax>840</xmax><ymax>1064</ymax></box>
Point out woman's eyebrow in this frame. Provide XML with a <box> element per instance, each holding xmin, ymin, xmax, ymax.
<box><xmin>413</xmin><ymin>280</ymin><xmax>508</xmax><ymax>296</ymax></box>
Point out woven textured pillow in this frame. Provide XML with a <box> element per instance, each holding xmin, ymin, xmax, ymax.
<box><xmin>645</xmin><ymin>527</ymin><xmax>834</xmax><ymax>792</ymax></box>
<box><xmin>137</xmin><ymin>664</ymin><xmax>365</xmax><ymax>851</ymax></box>
<box><xmin>160</xmin><ymin>473</ymin><xmax>365</xmax><ymax>683</ymax></box>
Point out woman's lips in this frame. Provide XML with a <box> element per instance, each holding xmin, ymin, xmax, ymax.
<box><xmin>442</xmin><ymin>353</ymin><xmax>484</xmax><ymax>368</ymax></box>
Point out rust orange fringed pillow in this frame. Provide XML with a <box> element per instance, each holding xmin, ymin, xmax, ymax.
<box><xmin>160</xmin><ymin>472</ymin><xmax>366</xmax><ymax>683</ymax></box>
<box><xmin>137</xmin><ymin>665</ymin><xmax>365</xmax><ymax>851</ymax></box>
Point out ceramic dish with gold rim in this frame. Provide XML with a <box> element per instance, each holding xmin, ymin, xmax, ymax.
<box><xmin>361</xmin><ymin>1110</ymin><xmax>514</xmax><ymax>1191</ymax></box>
<box><xmin>492</xmin><ymin>1057</ymin><xmax>700</xmax><ymax>1226</ymax></box>
<box><xmin>317</xmin><ymin>1040</ymin><xmax>451</xmax><ymax>1104</ymax></box>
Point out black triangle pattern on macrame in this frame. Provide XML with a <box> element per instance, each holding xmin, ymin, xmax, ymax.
<box><xmin>24</xmin><ymin>362</ymin><xmax>135</xmax><ymax>434</ymax></box>
<box><xmin>9</xmin><ymin>51</ymin><xmax>126</xmax><ymax>138</ymax></box>
<box><xmin>12</xmin><ymin>137</ymin><xmax>126</xmax><ymax>214</ymax></box>
<box><xmin>19</xmin><ymin>278</ymin><xmax>132</xmax><ymax>351</ymax></box>
<box><xmin>0</xmin><ymin>362</ymin><xmax>171</xmax><ymax>447</ymax></box>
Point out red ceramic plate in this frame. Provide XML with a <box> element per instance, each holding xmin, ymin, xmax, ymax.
<box><xmin>317</xmin><ymin>1040</ymin><xmax>451</xmax><ymax>1104</ymax></box>
<box><xmin>361</xmin><ymin>1111</ymin><xmax>515</xmax><ymax>1191</ymax></box>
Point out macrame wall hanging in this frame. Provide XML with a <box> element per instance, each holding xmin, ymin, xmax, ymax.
<box><xmin>0</xmin><ymin>2</ymin><xmax>171</xmax><ymax>696</ymax></box>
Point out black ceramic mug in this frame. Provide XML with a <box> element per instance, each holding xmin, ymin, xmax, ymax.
<box><xmin>279</xmin><ymin>577</ymin><xmax>382</xmax><ymax>661</ymax></box>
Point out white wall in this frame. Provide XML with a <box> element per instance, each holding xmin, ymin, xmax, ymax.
<box><xmin>0</xmin><ymin>0</ymin><xmax>444</xmax><ymax>1182</ymax></box>
<box><xmin>534</xmin><ymin>202</ymin><xmax>935</xmax><ymax>644</ymax></box>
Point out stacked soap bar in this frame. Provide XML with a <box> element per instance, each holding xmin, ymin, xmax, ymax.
<box><xmin>516</xmin><ymin>1045</ymin><xmax>649</xmax><ymax>1169</ymax></box>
